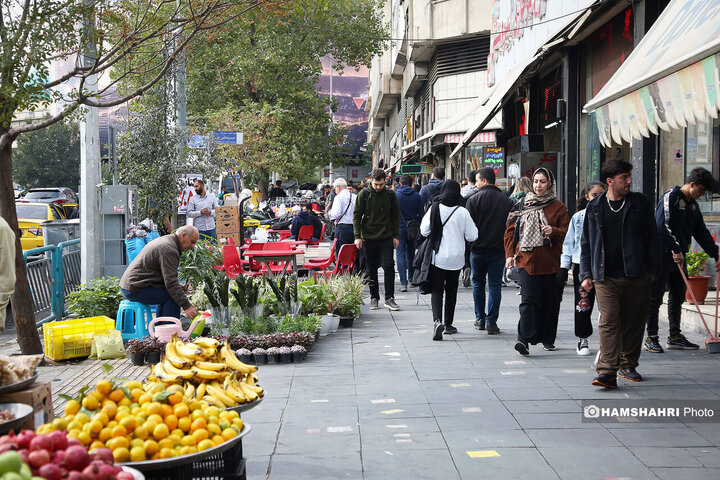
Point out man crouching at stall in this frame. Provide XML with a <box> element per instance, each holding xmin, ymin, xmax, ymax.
<box><xmin>120</xmin><ymin>225</ymin><xmax>199</xmax><ymax>319</ymax></box>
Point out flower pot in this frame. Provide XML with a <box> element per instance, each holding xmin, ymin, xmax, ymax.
<box><xmin>686</xmin><ymin>275</ymin><xmax>711</xmax><ymax>305</ymax></box>
<box><xmin>280</xmin><ymin>353</ymin><xmax>292</xmax><ymax>363</ymax></box>
<box><xmin>145</xmin><ymin>351</ymin><xmax>161</xmax><ymax>365</ymax></box>
<box><xmin>238</xmin><ymin>354</ymin><xmax>254</xmax><ymax>364</ymax></box>
<box><xmin>266</xmin><ymin>353</ymin><xmax>279</xmax><ymax>365</ymax></box>
<box><xmin>319</xmin><ymin>315</ymin><xmax>332</xmax><ymax>336</ymax></box>
<box><xmin>129</xmin><ymin>351</ymin><xmax>145</xmax><ymax>366</ymax></box>
<box><xmin>292</xmin><ymin>352</ymin><xmax>306</xmax><ymax>362</ymax></box>
<box><xmin>253</xmin><ymin>354</ymin><xmax>267</xmax><ymax>365</ymax></box>
<box><xmin>329</xmin><ymin>315</ymin><xmax>340</xmax><ymax>333</ymax></box>
<box><xmin>339</xmin><ymin>317</ymin><xmax>355</xmax><ymax>328</ymax></box>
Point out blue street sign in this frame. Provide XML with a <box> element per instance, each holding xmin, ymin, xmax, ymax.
<box><xmin>212</xmin><ymin>131</ymin><xmax>244</xmax><ymax>145</ymax></box>
<box><xmin>187</xmin><ymin>135</ymin><xmax>206</xmax><ymax>148</ymax></box>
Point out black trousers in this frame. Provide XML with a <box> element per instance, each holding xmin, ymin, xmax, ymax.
<box><xmin>364</xmin><ymin>238</ymin><xmax>395</xmax><ymax>300</ymax></box>
<box><xmin>517</xmin><ymin>269</ymin><xmax>563</xmax><ymax>345</ymax></box>
<box><xmin>572</xmin><ymin>263</ymin><xmax>595</xmax><ymax>338</ymax></box>
<box><xmin>430</xmin><ymin>265</ymin><xmax>460</xmax><ymax>326</ymax></box>
<box><xmin>646</xmin><ymin>255</ymin><xmax>687</xmax><ymax>338</ymax></box>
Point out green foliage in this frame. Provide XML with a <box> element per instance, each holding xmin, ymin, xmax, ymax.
<box><xmin>67</xmin><ymin>277</ymin><xmax>124</xmax><ymax>318</ymax></box>
<box><xmin>328</xmin><ymin>273</ymin><xmax>366</xmax><ymax>317</ymax></box>
<box><xmin>203</xmin><ymin>271</ymin><xmax>230</xmax><ymax>308</ymax></box>
<box><xmin>179</xmin><ymin>240</ymin><xmax>222</xmax><ymax>290</ymax></box>
<box><xmin>265</xmin><ymin>274</ymin><xmax>300</xmax><ymax>316</ymax></box>
<box><xmin>230</xmin><ymin>275</ymin><xmax>262</xmax><ymax>320</ymax></box>
<box><xmin>687</xmin><ymin>251</ymin><xmax>710</xmax><ymax>276</ymax></box>
<box><xmin>277</xmin><ymin>313</ymin><xmax>322</xmax><ymax>334</ymax></box>
<box><xmin>12</xmin><ymin>120</ymin><xmax>80</xmax><ymax>189</ymax></box>
<box><xmin>298</xmin><ymin>277</ymin><xmax>331</xmax><ymax>315</ymax></box>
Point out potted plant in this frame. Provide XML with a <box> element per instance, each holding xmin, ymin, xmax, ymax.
<box><xmin>328</xmin><ymin>274</ymin><xmax>365</xmax><ymax>327</ymax></box>
<box><xmin>252</xmin><ymin>347</ymin><xmax>267</xmax><ymax>365</ymax></box>
<box><xmin>145</xmin><ymin>337</ymin><xmax>166</xmax><ymax>364</ymax></box>
<box><xmin>204</xmin><ymin>272</ymin><xmax>231</xmax><ymax>336</ymax></box>
<box><xmin>686</xmin><ymin>250</ymin><xmax>711</xmax><ymax>304</ymax></box>
<box><xmin>235</xmin><ymin>348</ymin><xmax>253</xmax><ymax>364</ymax></box>
<box><xmin>266</xmin><ymin>347</ymin><xmax>280</xmax><ymax>364</ymax></box>
<box><xmin>291</xmin><ymin>345</ymin><xmax>307</xmax><ymax>362</ymax></box>
<box><xmin>126</xmin><ymin>338</ymin><xmax>146</xmax><ymax>366</ymax></box>
<box><xmin>278</xmin><ymin>346</ymin><xmax>292</xmax><ymax>363</ymax></box>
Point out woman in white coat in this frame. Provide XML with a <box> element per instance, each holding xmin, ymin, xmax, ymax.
<box><xmin>420</xmin><ymin>180</ymin><xmax>478</xmax><ymax>341</ymax></box>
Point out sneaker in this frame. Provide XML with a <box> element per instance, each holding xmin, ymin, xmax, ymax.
<box><xmin>618</xmin><ymin>367</ymin><xmax>643</xmax><ymax>382</ymax></box>
<box><xmin>577</xmin><ymin>338</ymin><xmax>590</xmax><ymax>356</ymax></box>
<box><xmin>514</xmin><ymin>341</ymin><xmax>529</xmax><ymax>356</ymax></box>
<box><xmin>399</xmin><ymin>284</ymin><xmax>408</xmax><ymax>292</ymax></box>
<box><xmin>543</xmin><ymin>344</ymin><xmax>557</xmax><ymax>351</ymax></box>
<box><xmin>384</xmin><ymin>298</ymin><xmax>400</xmax><ymax>311</ymax></box>
<box><xmin>486</xmin><ymin>323</ymin><xmax>500</xmax><ymax>335</ymax></box>
<box><xmin>643</xmin><ymin>336</ymin><xmax>664</xmax><ymax>353</ymax></box>
<box><xmin>474</xmin><ymin>319</ymin><xmax>486</xmax><ymax>331</ymax></box>
<box><xmin>462</xmin><ymin>267</ymin><xmax>471</xmax><ymax>287</ymax></box>
<box><xmin>370</xmin><ymin>298</ymin><xmax>379</xmax><ymax>310</ymax></box>
<box><xmin>444</xmin><ymin>325</ymin><xmax>458</xmax><ymax>335</ymax></box>
<box><xmin>592</xmin><ymin>374</ymin><xmax>618</xmax><ymax>389</ymax></box>
<box><xmin>433</xmin><ymin>321</ymin><xmax>444</xmax><ymax>341</ymax></box>
<box><xmin>666</xmin><ymin>334</ymin><xmax>700</xmax><ymax>350</ymax></box>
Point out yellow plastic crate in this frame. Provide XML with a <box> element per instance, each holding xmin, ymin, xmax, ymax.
<box><xmin>43</xmin><ymin>316</ymin><xmax>115</xmax><ymax>360</ymax></box>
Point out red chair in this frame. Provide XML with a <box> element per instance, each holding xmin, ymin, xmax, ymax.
<box><xmin>297</xmin><ymin>225</ymin><xmax>314</xmax><ymax>243</ymax></box>
<box><xmin>307</xmin><ymin>223</ymin><xmax>326</xmax><ymax>246</ymax></box>
<box><xmin>304</xmin><ymin>239</ymin><xmax>336</xmax><ymax>270</ymax></box>
<box><xmin>317</xmin><ymin>244</ymin><xmax>357</xmax><ymax>278</ymax></box>
<box><xmin>221</xmin><ymin>240</ymin><xmax>243</xmax><ymax>279</ymax></box>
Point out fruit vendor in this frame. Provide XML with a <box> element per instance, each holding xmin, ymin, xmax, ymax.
<box><xmin>120</xmin><ymin>225</ymin><xmax>199</xmax><ymax>319</ymax></box>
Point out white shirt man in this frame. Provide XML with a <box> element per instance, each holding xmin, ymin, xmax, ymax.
<box><xmin>329</xmin><ymin>178</ymin><xmax>356</xmax><ymax>257</ymax></box>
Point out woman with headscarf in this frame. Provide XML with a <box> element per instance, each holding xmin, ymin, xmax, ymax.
<box><xmin>420</xmin><ymin>180</ymin><xmax>478</xmax><ymax>341</ymax></box>
<box><xmin>504</xmin><ymin>168</ymin><xmax>569</xmax><ymax>355</ymax></box>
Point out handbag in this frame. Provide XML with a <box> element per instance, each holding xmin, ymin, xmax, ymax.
<box><xmin>405</xmin><ymin>219</ymin><xmax>421</xmax><ymax>243</ymax></box>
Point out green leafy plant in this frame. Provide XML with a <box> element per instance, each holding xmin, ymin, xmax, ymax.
<box><xmin>265</xmin><ymin>274</ymin><xmax>300</xmax><ymax>316</ymax></box>
<box><xmin>328</xmin><ymin>273</ymin><xmax>366</xmax><ymax>318</ymax></box>
<box><xmin>230</xmin><ymin>275</ymin><xmax>262</xmax><ymax>320</ymax></box>
<box><xmin>67</xmin><ymin>276</ymin><xmax>124</xmax><ymax>318</ymax></box>
<box><xmin>298</xmin><ymin>277</ymin><xmax>332</xmax><ymax>315</ymax></box>
<box><xmin>687</xmin><ymin>250</ymin><xmax>710</xmax><ymax>276</ymax></box>
<box><xmin>179</xmin><ymin>240</ymin><xmax>222</xmax><ymax>290</ymax></box>
<box><xmin>278</xmin><ymin>314</ymin><xmax>322</xmax><ymax>333</ymax></box>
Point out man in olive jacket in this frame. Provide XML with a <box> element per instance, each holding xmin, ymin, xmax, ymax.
<box><xmin>121</xmin><ymin>225</ymin><xmax>199</xmax><ymax>319</ymax></box>
<box><xmin>354</xmin><ymin>168</ymin><xmax>401</xmax><ymax>311</ymax></box>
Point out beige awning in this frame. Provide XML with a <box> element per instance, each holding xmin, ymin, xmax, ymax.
<box><xmin>584</xmin><ymin>0</ymin><xmax>720</xmax><ymax>146</ymax></box>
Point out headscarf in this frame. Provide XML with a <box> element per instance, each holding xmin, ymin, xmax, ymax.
<box><xmin>507</xmin><ymin>168</ymin><xmax>558</xmax><ymax>252</ymax></box>
<box><xmin>430</xmin><ymin>180</ymin><xmax>461</xmax><ymax>253</ymax></box>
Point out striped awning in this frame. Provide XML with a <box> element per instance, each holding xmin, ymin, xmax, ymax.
<box><xmin>444</xmin><ymin>131</ymin><xmax>496</xmax><ymax>145</ymax></box>
<box><xmin>584</xmin><ymin>0</ymin><xmax>720</xmax><ymax>146</ymax></box>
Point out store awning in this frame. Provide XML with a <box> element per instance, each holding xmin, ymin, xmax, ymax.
<box><xmin>584</xmin><ymin>0</ymin><xmax>720</xmax><ymax>146</ymax></box>
<box><xmin>444</xmin><ymin>131</ymin><xmax>496</xmax><ymax>144</ymax></box>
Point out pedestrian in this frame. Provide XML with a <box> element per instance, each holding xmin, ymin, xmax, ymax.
<box><xmin>645</xmin><ymin>167</ymin><xmax>720</xmax><ymax>353</ymax></box>
<box><xmin>329</xmin><ymin>178</ymin><xmax>356</xmax><ymax>258</ymax></box>
<box><xmin>120</xmin><ymin>225</ymin><xmax>200</xmax><ymax>319</ymax></box>
<box><xmin>396</xmin><ymin>174</ymin><xmax>424</xmax><ymax>292</ymax></box>
<box><xmin>466</xmin><ymin>167</ymin><xmax>514</xmax><ymax>335</ymax></box>
<box><xmin>505</xmin><ymin>167</ymin><xmax>569</xmax><ymax>356</ymax></box>
<box><xmin>0</xmin><ymin>217</ymin><xmax>15</xmax><ymax>334</ymax></box>
<box><xmin>420</xmin><ymin>180</ymin><xmax>478</xmax><ymax>340</ymax></box>
<box><xmin>461</xmin><ymin>170</ymin><xmax>478</xmax><ymax>199</ymax></box>
<box><xmin>419</xmin><ymin>167</ymin><xmax>445</xmax><ymax>210</ymax></box>
<box><xmin>580</xmin><ymin>160</ymin><xmax>660</xmax><ymax>388</ymax></box>
<box><xmin>353</xmin><ymin>168</ymin><xmax>401</xmax><ymax>311</ymax></box>
<box><xmin>186</xmin><ymin>179</ymin><xmax>218</xmax><ymax>241</ymax></box>
<box><xmin>290</xmin><ymin>202</ymin><xmax>318</xmax><ymax>241</ymax></box>
<box><xmin>459</xmin><ymin>169</ymin><xmax>479</xmax><ymax>286</ymax></box>
<box><xmin>560</xmin><ymin>181</ymin><xmax>605</xmax><ymax>356</ymax></box>
<box><xmin>510</xmin><ymin>176</ymin><xmax>533</xmax><ymax>203</ymax></box>
<box><xmin>268</xmin><ymin>180</ymin><xmax>287</xmax><ymax>198</ymax></box>
<box><xmin>218</xmin><ymin>185</ymin><xmax>228</xmax><ymax>206</ymax></box>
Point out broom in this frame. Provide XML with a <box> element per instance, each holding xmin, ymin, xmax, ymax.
<box><xmin>677</xmin><ymin>263</ymin><xmax>720</xmax><ymax>353</ymax></box>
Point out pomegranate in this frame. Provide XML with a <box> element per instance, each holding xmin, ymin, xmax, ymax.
<box><xmin>52</xmin><ymin>449</ymin><xmax>66</xmax><ymax>465</ymax></box>
<box><xmin>116</xmin><ymin>471</ymin><xmax>135</xmax><ymax>480</ymax></box>
<box><xmin>67</xmin><ymin>437</ymin><xmax>83</xmax><ymax>448</ymax></box>
<box><xmin>64</xmin><ymin>445</ymin><xmax>91</xmax><ymax>471</ymax></box>
<box><xmin>67</xmin><ymin>471</ymin><xmax>89</xmax><ymax>480</ymax></box>
<box><xmin>0</xmin><ymin>444</ymin><xmax>15</xmax><ymax>454</ymax></box>
<box><xmin>29</xmin><ymin>435</ymin><xmax>52</xmax><ymax>452</ymax></box>
<box><xmin>38</xmin><ymin>463</ymin><xmax>63</xmax><ymax>480</ymax></box>
<box><xmin>48</xmin><ymin>430</ymin><xmax>68</xmax><ymax>451</ymax></box>
<box><xmin>28</xmin><ymin>449</ymin><xmax>51</xmax><ymax>468</ymax></box>
<box><xmin>15</xmin><ymin>430</ymin><xmax>35</xmax><ymax>449</ymax></box>
<box><xmin>93</xmin><ymin>462</ymin><xmax>117</xmax><ymax>480</ymax></box>
<box><xmin>89</xmin><ymin>448</ymin><xmax>113</xmax><ymax>465</ymax></box>
<box><xmin>17</xmin><ymin>449</ymin><xmax>29</xmax><ymax>464</ymax></box>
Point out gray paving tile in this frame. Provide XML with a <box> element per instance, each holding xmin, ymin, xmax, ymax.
<box><xmin>362</xmin><ymin>448</ymin><xmax>461</xmax><ymax>480</ymax></box>
<box><xmin>651</xmin><ymin>467</ymin><xmax>720</xmax><ymax>480</ymax></box>
<box><xmin>503</xmin><ymin>400</ymin><xmax>581</xmax><ymax>414</ymax></box>
<box><xmin>628</xmin><ymin>447</ymin><xmax>703</xmax><ymax>467</ymax></box>
<box><xmin>358</xmin><ymin>416</ymin><xmax>440</xmax><ymax>435</ymax></box>
<box><xmin>442</xmin><ymin>428</ymin><xmax>534</xmax><ymax>449</ymax></box>
<box><xmin>452</xmin><ymin>447</ymin><xmax>560</xmax><ymax>480</ymax></box>
<box><xmin>539</xmin><ymin>446</ymin><xmax>657</xmax><ymax>480</ymax></box>
<box><xmin>512</xmin><ymin>412</ymin><xmax>603</xmax><ymax>429</ymax></box>
<box><xmin>611</xmin><ymin>427</ymin><xmax>714</xmax><ymax>447</ymax></box>
<box><xmin>245</xmin><ymin>454</ymin><xmax>271</xmax><ymax>480</ymax></box>
<box><xmin>267</xmin><ymin>452</ymin><xmax>362</xmax><ymax>479</ymax></box>
<box><xmin>525</xmin><ymin>427</ymin><xmax>622</xmax><ymax>447</ymax></box>
<box><xmin>686</xmin><ymin>447</ymin><xmax>720</xmax><ymax>467</ymax></box>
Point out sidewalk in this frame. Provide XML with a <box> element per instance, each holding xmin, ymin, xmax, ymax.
<box><xmin>241</xmin><ymin>279</ymin><xmax>720</xmax><ymax>480</ymax></box>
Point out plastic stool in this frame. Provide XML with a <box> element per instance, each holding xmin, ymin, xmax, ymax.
<box><xmin>116</xmin><ymin>300</ymin><xmax>152</xmax><ymax>341</ymax></box>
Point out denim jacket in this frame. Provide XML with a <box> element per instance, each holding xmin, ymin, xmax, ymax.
<box><xmin>560</xmin><ymin>209</ymin><xmax>585</xmax><ymax>269</ymax></box>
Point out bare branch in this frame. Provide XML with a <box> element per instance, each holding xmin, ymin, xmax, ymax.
<box><xmin>8</xmin><ymin>102</ymin><xmax>81</xmax><ymax>136</ymax></box>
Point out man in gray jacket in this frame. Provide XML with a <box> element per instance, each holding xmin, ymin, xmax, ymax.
<box><xmin>120</xmin><ymin>225</ymin><xmax>199</xmax><ymax>319</ymax></box>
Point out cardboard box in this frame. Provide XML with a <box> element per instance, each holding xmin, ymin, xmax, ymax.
<box><xmin>216</xmin><ymin>206</ymin><xmax>239</xmax><ymax>221</ymax></box>
<box><xmin>216</xmin><ymin>218</ymin><xmax>240</xmax><ymax>234</ymax></box>
<box><xmin>0</xmin><ymin>382</ymin><xmax>54</xmax><ymax>430</ymax></box>
<box><xmin>219</xmin><ymin>233</ymin><xmax>241</xmax><ymax>246</ymax></box>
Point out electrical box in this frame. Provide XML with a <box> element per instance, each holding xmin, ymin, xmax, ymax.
<box><xmin>99</xmin><ymin>185</ymin><xmax>138</xmax><ymax>278</ymax></box>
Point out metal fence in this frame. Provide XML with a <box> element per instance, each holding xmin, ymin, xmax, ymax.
<box><xmin>23</xmin><ymin>239</ymin><xmax>82</xmax><ymax>326</ymax></box>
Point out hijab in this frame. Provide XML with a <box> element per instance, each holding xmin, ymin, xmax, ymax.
<box><xmin>507</xmin><ymin>168</ymin><xmax>558</xmax><ymax>252</ymax></box>
<box><xmin>430</xmin><ymin>180</ymin><xmax>461</xmax><ymax>253</ymax></box>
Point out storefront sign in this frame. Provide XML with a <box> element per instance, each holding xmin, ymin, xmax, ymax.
<box><xmin>482</xmin><ymin>146</ymin><xmax>505</xmax><ymax>177</ymax></box>
<box><xmin>399</xmin><ymin>164</ymin><xmax>423</xmax><ymax>174</ymax></box>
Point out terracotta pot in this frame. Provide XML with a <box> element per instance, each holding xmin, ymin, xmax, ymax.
<box><xmin>686</xmin><ymin>275</ymin><xmax>711</xmax><ymax>305</ymax></box>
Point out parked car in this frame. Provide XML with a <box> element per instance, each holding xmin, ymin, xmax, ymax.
<box><xmin>15</xmin><ymin>202</ymin><xmax>68</xmax><ymax>251</ymax></box>
<box><xmin>20</xmin><ymin>187</ymin><xmax>77</xmax><ymax>204</ymax></box>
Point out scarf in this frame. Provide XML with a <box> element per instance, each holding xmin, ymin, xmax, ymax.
<box><xmin>507</xmin><ymin>168</ymin><xmax>557</xmax><ymax>253</ymax></box>
<box><xmin>430</xmin><ymin>180</ymin><xmax>461</xmax><ymax>253</ymax></box>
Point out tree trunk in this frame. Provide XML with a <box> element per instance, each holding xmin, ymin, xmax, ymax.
<box><xmin>0</xmin><ymin>133</ymin><xmax>43</xmax><ymax>354</ymax></box>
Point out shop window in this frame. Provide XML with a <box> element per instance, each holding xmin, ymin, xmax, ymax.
<box><xmin>685</xmin><ymin>117</ymin><xmax>720</xmax><ymax>214</ymax></box>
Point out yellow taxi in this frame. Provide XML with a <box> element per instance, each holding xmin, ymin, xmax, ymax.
<box><xmin>15</xmin><ymin>202</ymin><xmax>68</xmax><ymax>251</ymax></box>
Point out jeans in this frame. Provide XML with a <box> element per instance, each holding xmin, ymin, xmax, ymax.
<box><xmin>430</xmin><ymin>265</ymin><xmax>460</xmax><ymax>326</ymax></box>
<box><xmin>470</xmin><ymin>252</ymin><xmax>505</xmax><ymax>325</ymax></box>
<box><xmin>646</xmin><ymin>255</ymin><xmax>687</xmax><ymax>338</ymax></box>
<box><xmin>364</xmin><ymin>238</ymin><xmax>395</xmax><ymax>300</ymax></box>
<box><xmin>121</xmin><ymin>287</ymin><xmax>181</xmax><ymax>318</ymax></box>
<box><xmin>334</xmin><ymin>224</ymin><xmax>355</xmax><ymax>258</ymax></box>
<box><xmin>396</xmin><ymin>230</ymin><xmax>416</xmax><ymax>286</ymax></box>
<box><xmin>198</xmin><ymin>228</ymin><xmax>217</xmax><ymax>242</ymax></box>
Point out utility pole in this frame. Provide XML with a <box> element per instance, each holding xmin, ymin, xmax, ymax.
<box><xmin>80</xmin><ymin>0</ymin><xmax>101</xmax><ymax>283</ymax></box>
<box><xmin>328</xmin><ymin>59</ymin><xmax>334</xmax><ymax>184</ymax></box>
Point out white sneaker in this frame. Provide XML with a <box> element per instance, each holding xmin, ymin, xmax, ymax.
<box><xmin>576</xmin><ymin>338</ymin><xmax>591</xmax><ymax>356</ymax></box>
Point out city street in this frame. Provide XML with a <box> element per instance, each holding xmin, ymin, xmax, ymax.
<box><xmin>241</xmin><ymin>279</ymin><xmax>720</xmax><ymax>480</ymax></box>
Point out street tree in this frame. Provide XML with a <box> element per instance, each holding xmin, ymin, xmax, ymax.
<box><xmin>0</xmin><ymin>0</ymin><xmax>270</xmax><ymax>354</ymax></box>
<box><xmin>12</xmin><ymin>121</ymin><xmax>81</xmax><ymax>190</ymax></box>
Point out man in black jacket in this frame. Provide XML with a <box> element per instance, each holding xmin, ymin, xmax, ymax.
<box><xmin>580</xmin><ymin>160</ymin><xmax>660</xmax><ymax>389</ymax></box>
<box><xmin>644</xmin><ymin>167</ymin><xmax>720</xmax><ymax>353</ymax></box>
<box><xmin>465</xmin><ymin>168</ymin><xmax>514</xmax><ymax>335</ymax></box>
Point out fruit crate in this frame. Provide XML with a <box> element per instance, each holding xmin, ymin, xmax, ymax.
<box><xmin>42</xmin><ymin>316</ymin><xmax>115</xmax><ymax>360</ymax></box>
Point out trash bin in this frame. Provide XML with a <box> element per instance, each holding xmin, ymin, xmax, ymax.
<box><xmin>42</xmin><ymin>219</ymin><xmax>80</xmax><ymax>250</ymax></box>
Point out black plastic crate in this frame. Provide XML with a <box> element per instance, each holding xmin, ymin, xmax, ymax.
<box><xmin>140</xmin><ymin>438</ymin><xmax>246</xmax><ymax>480</ymax></box>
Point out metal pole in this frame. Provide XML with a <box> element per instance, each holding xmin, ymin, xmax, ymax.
<box><xmin>328</xmin><ymin>59</ymin><xmax>334</xmax><ymax>183</ymax></box>
<box><xmin>80</xmin><ymin>0</ymin><xmax>102</xmax><ymax>283</ymax></box>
